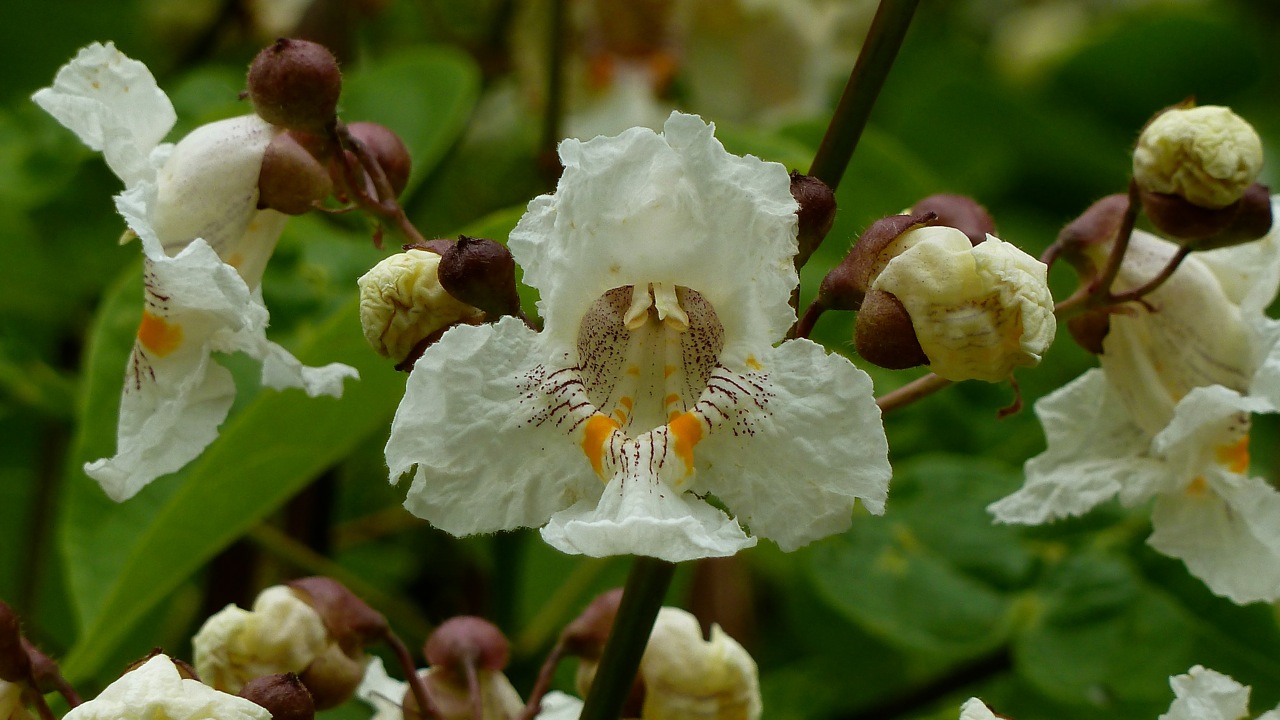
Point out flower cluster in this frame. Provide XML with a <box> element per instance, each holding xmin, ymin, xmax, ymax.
<box><xmin>33</xmin><ymin>43</ymin><xmax>357</xmax><ymax>502</ymax></box>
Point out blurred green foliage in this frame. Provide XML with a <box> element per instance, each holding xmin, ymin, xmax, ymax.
<box><xmin>3</xmin><ymin>1</ymin><xmax>1280</xmax><ymax>719</ymax></box>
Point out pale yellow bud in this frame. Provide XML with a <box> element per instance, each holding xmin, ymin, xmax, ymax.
<box><xmin>638</xmin><ymin>608</ymin><xmax>761</xmax><ymax>720</ymax></box>
<box><xmin>0</xmin><ymin>679</ymin><xmax>33</xmax><ymax>720</ymax></box>
<box><xmin>357</xmin><ymin>250</ymin><xmax>485</xmax><ymax>363</ymax></box>
<box><xmin>1133</xmin><ymin>105</ymin><xmax>1263</xmax><ymax>209</ymax></box>
<box><xmin>193</xmin><ymin>585</ymin><xmax>329</xmax><ymax>694</ymax></box>
<box><xmin>871</xmin><ymin>226</ymin><xmax>1056</xmax><ymax>383</ymax></box>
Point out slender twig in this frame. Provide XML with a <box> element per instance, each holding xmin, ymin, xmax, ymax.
<box><xmin>385</xmin><ymin>630</ymin><xmax>442</xmax><ymax>720</ymax></box>
<box><xmin>515</xmin><ymin>640</ymin><xmax>569</xmax><ymax>720</ymax></box>
<box><xmin>333</xmin><ymin>122</ymin><xmax>429</xmax><ymax>247</ymax></box>
<box><xmin>1090</xmin><ymin>180</ymin><xmax>1142</xmax><ymax>304</ymax></box>
<box><xmin>1105</xmin><ymin>244</ymin><xmax>1192</xmax><ymax>306</ymax></box>
<box><xmin>793</xmin><ymin>302</ymin><xmax>827</xmax><ymax>340</ymax></box>
<box><xmin>51</xmin><ymin>674</ymin><xmax>82</xmax><ymax>708</ymax></box>
<box><xmin>807</xmin><ymin>0</ymin><xmax>921</xmax><ymax>190</ymax></box>
<box><xmin>577</xmin><ymin>557</ymin><xmax>676</xmax><ymax>720</ymax></box>
<box><xmin>875</xmin><ymin>373</ymin><xmax>952</xmax><ymax>414</ymax></box>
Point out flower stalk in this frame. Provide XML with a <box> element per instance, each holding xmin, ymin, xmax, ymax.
<box><xmin>577</xmin><ymin>557</ymin><xmax>676</xmax><ymax>720</ymax></box>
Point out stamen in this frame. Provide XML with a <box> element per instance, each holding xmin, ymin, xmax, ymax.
<box><xmin>624</xmin><ymin>284</ymin><xmax>654</xmax><ymax>330</ymax></box>
<box><xmin>652</xmin><ymin>282</ymin><xmax>689</xmax><ymax>331</ymax></box>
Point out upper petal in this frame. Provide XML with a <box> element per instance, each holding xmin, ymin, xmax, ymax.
<box><xmin>692</xmin><ymin>339</ymin><xmax>890</xmax><ymax>551</ymax></box>
<box><xmin>387</xmin><ymin>317</ymin><xmax>598</xmax><ymax>535</ymax></box>
<box><xmin>511</xmin><ymin>112</ymin><xmax>798</xmax><ymax>363</ymax></box>
<box><xmin>32</xmin><ymin>42</ymin><xmax>175</xmax><ymax>188</ymax></box>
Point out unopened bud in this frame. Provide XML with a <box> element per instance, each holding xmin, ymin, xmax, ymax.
<box><xmin>0</xmin><ymin>601</ymin><xmax>29</xmax><ymax>683</ymax></box>
<box><xmin>869</xmin><ymin>226</ymin><xmax>1056</xmax><ymax>382</ymax></box>
<box><xmin>424</xmin><ymin>617</ymin><xmax>510</xmax><ymax>678</ymax></box>
<box><xmin>438</xmin><ymin>236</ymin><xmax>523</xmax><ymax>318</ymax></box>
<box><xmin>248</xmin><ymin>39</ymin><xmax>342</xmax><ymax>132</ymax></box>
<box><xmin>910</xmin><ymin>194</ymin><xmax>996</xmax><ymax>247</ymax></box>
<box><xmin>1194</xmin><ymin>182</ymin><xmax>1275</xmax><ymax>250</ymax></box>
<box><xmin>240</xmin><ymin>674</ymin><xmax>315</xmax><ymax>720</ymax></box>
<box><xmin>357</xmin><ymin>249</ymin><xmax>486</xmax><ymax>365</ymax></box>
<box><xmin>791</xmin><ymin>171</ymin><xmax>836</xmax><ymax>265</ymax></box>
<box><xmin>258</xmin><ymin>131</ymin><xmax>334</xmax><ymax>215</ymax></box>
<box><xmin>286</xmin><ymin>577</ymin><xmax>388</xmax><ymax>649</ymax></box>
<box><xmin>854</xmin><ymin>288</ymin><xmax>928</xmax><ymax>370</ymax></box>
<box><xmin>347</xmin><ymin>122</ymin><xmax>411</xmax><ymax>199</ymax></box>
<box><xmin>1133</xmin><ymin>104</ymin><xmax>1263</xmax><ymax>210</ymax></box>
<box><xmin>817</xmin><ymin>213</ymin><xmax>933</xmax><ymax>312</ymax></box>
<box><xmin>561</xmin><ymin>588</ymin><xmax>623</xmax><ymax>660</ymax></box>
<box><xmin>298</xmin><ymin>644</ymin><xmax>365</xmax><ymax>710</ymax></box>
<box><xmin>638</xmin><ymin>608</ymin><xmax>761</xmax><ymax>720</ymax></box>
<box><xmin>1066</xmin><ymin>309</ymin><xmax>1110</xmax><ymax>355</ymax></box>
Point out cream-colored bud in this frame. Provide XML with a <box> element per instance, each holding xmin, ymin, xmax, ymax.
<box><xmin>193</xmin><ymin>585</ymin><xmax>329</xmax><ymax>694</ymax></box>
<box><xmin>1133</xmin><ymin>105</ymin><xmax>1263</xmax><ymax>209</ymax></box>
<box><xmin>638</xmin><ymin>608</ymin><xmax>761</xmax><ymax>720</ymax></box>
<box><xmin>871</xmin><ymin>226</ymin><xmax>1056</xmax><ymax>383</ymax></box>
<box><xmin>0</xmin><ymin>679</ymin><xmax>33</xmax><ymax>720</ymax></box>
<box><xmin>358</xmin><ymin>250</ymin><xmax>485</xmax><ymax>363</ymax></box>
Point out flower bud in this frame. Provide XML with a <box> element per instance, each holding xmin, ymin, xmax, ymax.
<box><xmin>854</xmin><ymin>288</ymin><xmax>928</xmax><ymax>370</ymax></box>
<box><xmin>909</xmin><ymin>194</ymin><xmax>996</xmax><ymax>247</ymax></box>
<box><xmin>790</xmin><ymin>171</ymin><xmax>836</xmax><ymax>265</ymax></box>
<box><xmin>561</xmin><ymin>588</ymin><xmax>623</xmax><ymax>660</ymax></box>
<box><xmin>346</xmin><ymin>122</ymin><xmax>411</xmax><ymax>199</ymax></box>
<box><xmin>1194</xmin><ymin>182</ymin><xmax>1275</xmax><ymax>250</ymax></box>
<box><xmin>1133</xmin><ymin>105</ymin><xmax>1263</xmax><ymax>210</ymax></box>
<box><xmin>424</xmin><ymin>617</ymin><xmax>510</xmax><ymax>678</ymax></box>
<box><xmin>438</xmin><ymin>236</ymin><xmax>524</xmax><ymax>318</ymax></box>
<box><xmin>357</xmin><ymin>249</ymin><xmax>486</xmax><ymax>365</ymax></box>
<box><xmin>285</xmin><ymin>577</ymin><xmax>389</xmax><ymax>649</ymax></box>
<box><xmin>817</xmin><ymin>213</ymin><xmax>933</xmax><ymax>312</ymax></box>
<box><xmin>247</xmin><ymin>39</ymin><xmax>342</xmax><ymax>132</ymax></box>
<box><xmin>1066</xmin><ymin>308</ymin><xmax>1110</xmax><ymax>355</ymax></box>
<box><xmin>0</xmin><ymin>602</ymin><xmax>29</xmax><ymax>684</ymax></box>
<box><xmin>869</xmin><ymin>226</ymin><xmax>1056</xmax><ymax>382</ymax></box>
<box><xmin>637</xmin><ymin>608</ymin><xmax>761</xmax><ymax>720</ymax></box>
<box><xmin>298</xmin><ymin>643</ymin><xmax>365</xmax><ymax>710</ymax></box>
<box><xmin>193</xmin><ymin>586</ymin><xmax>329</xmax><ymax>695</ymax></box>
<box><xmin>239</xmin><ymin>674</ymin><xmax>315</xmax><ymax>720</ymax></box>
<box><xmin>258</xmin><ymin>131</ymin><xmax>333</xmax><ymax>215</ymax></box>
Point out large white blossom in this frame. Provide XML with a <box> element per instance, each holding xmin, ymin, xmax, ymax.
<box><xmin>63</xmin><ymin>655</ymin><xmax>269</xmax><ymax>720</ymax></box>
<box><xmin>387</xmin><ymin>112</ymin><xmax>890</xmax><ymax>562</ymax></box>
<box><xmin>33</xmin><ymin>42</ymin><xmax>357</xmax><ymax>502</ymax></box>
<box><xmin>990</xmin><ymin>203</ymin><xmax>1280</xmax><ymax>604</ymax></box>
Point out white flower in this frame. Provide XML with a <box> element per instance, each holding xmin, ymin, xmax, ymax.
<box><xmin>990</xmin><ymin>205</ymin><xmax>1280</xmax><ymax>604</ymax></box>
<box><xmin>386</xmin><ymin>112</ymin><xmax>889</xmax><ymax>562</ymax></box>
<box><xmin>1160</xmin><ymin>666</ymin><xmax>1280</xmax><ymax>720</ymax></box>
<box><xmin>870</xmin><ymin>226</ymin><xmax>1056</xmax><ymax>382</ymax></box>
<box><xmin>958</xmin><ymin>697</ymin><xmax>999</xmax><ymax>720</ymax></box>
<box><xmin>193</xmin><ymin>585</ymin><xmax>330</xmax><ymax>694</ymax></box>
<box><xmin>33</xmin><ymin>42</ymin><xmax>357</xmax><ymax>501</ymax></box>
<box><xmin>63</xmin><ymin>655</ymin><xmax>270</xmax><ymax>720</ymax></box>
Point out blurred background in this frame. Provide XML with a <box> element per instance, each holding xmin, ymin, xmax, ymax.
<box><xmin>3</xmin><ymin>1</ymin><xmax>1280</xmax><ymax>718</ymax></box>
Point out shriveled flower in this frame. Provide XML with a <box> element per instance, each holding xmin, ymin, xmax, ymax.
<box><xmin>1134</xmin><ymin>105</ymin><xmax>1264</xmax><ymax>209</ymax></box>
<box><xmin>33</xmin><ymin>42</ymin><xmax>357</xmax><ymax>502</ymax></box>
<box><xmin>63</xmin><ymin>655</ymin><xmax>269</xmax><ymax>720</ymax></box>
<box><xmin>1160</xmin><ymin>666</ymin><xmax>1280</xmax><ymax>720</ymax></box>
<box><xmin>870</xmin><ymin>225</ymin><xmax>1056</xmax><ymax>382</ymax></box>
<box><xmin>991</xmin><ymin>203</ymin><xmax>1280</xmax><ymax>604</ymax></box>
<box><xmin>358</xmin><ymin>249</ymin><xmax>485</xmax><ymax>363</ymax></box>
<box><xmin>193</xmin><ymin>585</ymin><xmax>329</xmax><ymax>695</ymax></box>
<box><xmin>636</xmin><ymin>607</ymin><xmax>760</xmax><ymax>720</ymax></box>
<box><xmin>386</xmin><ymin>112</ymin><xmax>890</xmax><ymax>562</ymax></box>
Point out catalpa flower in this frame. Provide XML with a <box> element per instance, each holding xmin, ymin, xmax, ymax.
<box><xmin>33</xmin><ymin>43</ymin><xmax>357</xmax><ymax>502</ymax></box>
<box><xmin>386</xmin><ymin>112</ymin><xmax>890</xmax><ymax>562</ymax></box>
<box><xmin>990</xmin><ymin>205</ymin><xmax>1280</xmax><ymax>604</ymax></box>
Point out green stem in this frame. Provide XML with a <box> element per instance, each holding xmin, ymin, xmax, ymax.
<box><xmin>578</xmin><ymin>556</ymin><xmax>677</xmax><ymax>720</ymax></box>
<box><xmin>807</xmin><ymin>0</ymin><xmax>920</xmax><ymax>190</ymax></box>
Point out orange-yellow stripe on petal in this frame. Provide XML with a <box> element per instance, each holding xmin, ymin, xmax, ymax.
<box><xmin>1215</xmin><ymin>436</ymin><xmax>1250</xmax><ymax>474</ymax></box>
<box><xmin>582</xmin><ymin>414</ymin><xmax>619</xmax><ymax>480</ymax></box>
<box><xmin>137</xmin><ymin>310</ymin><xmax>183</xmax><ymax>357</ymax></box>
<box><xmin>1185</xmin><ymin>476</ymin><xmax>1209</xmax><ymax>497</ymax></box>
<box><xmin>668</xmin><ymin>411</ymin><xmax>704</xmax><ymax>476</ymax></box>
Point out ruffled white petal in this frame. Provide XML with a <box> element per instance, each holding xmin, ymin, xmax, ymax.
<box><xmin>1159</xmin><ymin>666</ymin><xmax>1252</xmax><ymax>720</ymax></box>
<box><xmin>540</xmin><ymin>468</ymin><xmax>755</xmax><ymax>562</ymax></box>
<box><xmin>959</xmin><ymin>698</ymin><xmax>999</xmax><ymax>720</ymax></box>
<box><xmin>511</xmin><ymin>112</ymin><xmax>798</xmax><ymax>364</ymax></box>
<box><xmin>356</xmin><ymin>658</ymin><xmax>409</xmax><ymax>720</ymax></box>
<box><xmin>31</xmin><ymin>42</ymin><xmax>175</xmax><ymax>188</ymax></box>
<box><xmin>534</xmin><ymin>692</ymin><xmax>584</xmax><ymax>720</ymax></box>
<box><xmin>86</xmin><ymin>241</ymin><xmax>356</xmax><ymax>501</ymax></box>
<box><xmin>693</xmin><ymin>339</ymin><xmax>890</xmax><ymax>551</ymax></box>
<box><xmin>388</xmin><ymin>317</ymin><xmax>598</xmax><ymax>534</ymax></box>
<box><xmin>1150</xmin><ymin>473</ymin><xmax>1280</xmax><ymax>604</ymax></box>
<box><xmin>989</xmin><ymin>370</ymin><xmax>1163</xmax><ymax>523</ymax></box>
<box><xmin>64</xmin><ymin>655</ymin><xmax>269</xmax><ymax>720</ymax></box>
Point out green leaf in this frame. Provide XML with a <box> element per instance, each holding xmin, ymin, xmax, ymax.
<box><xmin>340</xmin><ymin>45</ymin><xmax>482</xmax><ymax>199</ymax></box>
<box><xmin>58</xmin><ymin>265</ymin><xmax>404</xmax><ymax>681</ymax></box>
<box><xmin>807</xmin><ymin>455</ymin><xmax>1032</xmax><ymax>659</ymax></box>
